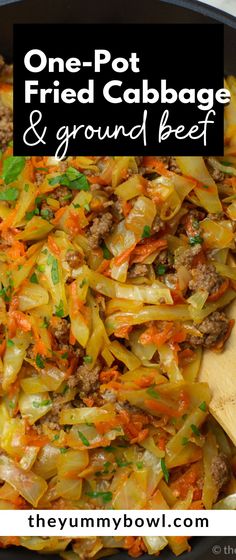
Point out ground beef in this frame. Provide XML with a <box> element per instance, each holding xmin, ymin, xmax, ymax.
<box><xmin>112</xmin><ymin>199</ymin><xmax>123</xmax><ymax>220</ymax></box>
<box><xmin>66</xmin><ymin>250</ymin><xmax>83</xmax><ymax>269</ymax></box>
<box><xmin>49</xmin><ymin>318</ymin><xmax>70</xmax><ymax>345</ymax></box>
<box><xmin>174</xmin><ymin>244</ymin><xmax>202</xmax><ymax>270</ymax></box>
<box><xmin>211</xmin><ymin>454</ymin><xmax>231</xmax><ymax>494</ymax></box>
<box><xmin>152</xmin><ymin>215</ymin><xmax>164</xmax><ymax>233</ymax></box>
<box><xmin>40</xmin><ymin>201</ymin><xmax>54</xmax><ymax>221</ymax></box>
<box><xmin>35</xmin><ymin>172</ymin><xmax>45</xmax><ymax>187</ymax></box>
<box><xmin>188</xmin><ymin>311</ymin><xmax>230</xmax><ymax>348</ymax></box>
<box><xmin>189</xmin><ymin>264</ymin><xmax>223</xmax><ymax>294</ymax></box>
<box><xmin>68</xmin><ymin>363</ymin><xmax>101</xmax><ymax>397</ymax></box>
<box><xmin>207</xmin><ymin>160</ymin><xmax>225</xmax><ymax>182</ymax></box>
<box><xmin>42</xmin><ymin>398</ymin><xmax>71</xmax><ymax>431</ymax></box>
<box><xmin>0</xmin><ymin>104</ymin><xmax>13</xmax><ymax>149</ymax></box>
<box><xmin>88</xmin><ymin>212</ymin><xmax>113</xmax><ymax>249</ymax></box>
<box><xmin>50</xmin><ymin>186</ymin><xmax>71</xmax><ymax>206</ymax></box>
<box><xmin>155</xmin><ymin>249</ymin><xmax>174</xmax><ymax>272</ymax></box>
<box><xmin>128</xmin><ymin>264</ymin><xmax>148</xmax><ymax>278</ymax></box>
<box><xmin>168</xmin><ymin>157</ymin><xmax>181</xmax><ymax>173</ymax></box>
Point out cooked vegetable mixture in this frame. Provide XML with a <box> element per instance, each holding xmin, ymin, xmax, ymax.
<box><xmin>1</xmin><ymin>60</ymin><xmax>236</xmax><ymax>558</ymax></box>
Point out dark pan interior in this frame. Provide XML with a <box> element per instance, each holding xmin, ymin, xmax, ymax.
<box><xmin>0</xmin><ymin>0</ymin><xmax>235</xmax><ymax>72</ymax></box>
<box><xmin>0</xmin><ymin>0</ymin><xmax>236</xmax><ymax>558</ymax></box>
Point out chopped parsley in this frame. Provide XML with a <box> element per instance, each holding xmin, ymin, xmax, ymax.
<box><xmin>78</xmin><ymin>430</ymin><xmax>90</xmax><ymax>447</ymax></box>
<box><xmin>37</xmin><ymin>264</ymin><xmax>45</xmax><ymax>273</ymax></box>
<box><xmin>8</xmin><ymin>400</ymin><xmax>15</xmax><ymax>409</ymax></box>
<box><xmin>115</xmin><ymin>458</ymin><xmax>132</xmax><ymax>468</ymax></box>
<box><xmin>35</xmin><ymin>354</ymin><xmax>45</xmax><ymax>369</ymax></box>
<box><xmin>49</xmin><ymin>166</ymin><xmax>90</xmax><ymax>191</ymax></box>
<box><xmin>136</xmin><ymin>461</ymin><xmax>144</xmax><ymax>470</ymax></box>
<box><xmin>52</xmin><ymin>434</ymin><xmax>60</xmax><ymax>441</ymax></box>
<box><xmin>6</xmin><ymin>339</ymin><xmax>14</xmax><ymax>348</ymax></box>
<box><xmin>30</xmin><ymin>272</ymin><xmax>39</xmax><ymax>284</ymax></box>
<box><xmin>25</xmin><ymin>208</ymin><xmax>40</xmax><ymax>221</ymax></box>
<box><xmin>41</xmin><ymin>208</ymin><xmax>53</xmax><ymax>221</ymax></box>
<box><xmin>156</xmin><ymin>264</ymin><xmax>166</xmax><ymax>276</ymax></box>
<box><xmin>55</xmin><ymin>300</ymin><xmax>64</xmax><ymax>318</ymax></box>
<box><xmin>61</xmin><ymin>384</ymin><xmax>69</xmax><ymax>396</ymax></box>
<box><xmin>60</xmin><ymin>447</ymin><xmax>68</xmax><ymax>454</ymax></box>
<box><xmin>161</xmin><ymin>458</ymin><xmax>169</xmax><ymax>483</ymax></box>
<box><xmin>86</xmin><ymin>491</ymin><xmax>112</xmax><ymax>503</ymax></box>
<box><xmin>181</xmin><ymin>437</ymin><xmax>189</xmax><ymax>446</ymax></box>
<box><xmin>189</xmin><ymin>235</ymin><xmax>203</xmax><ymax>246</ymax></box>
<box><xmin>79</xmin><ymin>278</ymin><xmax>88</xmax><ymax>288</ymax></box>
<box><xmin>24</xmin><ymin>184</ymin><xmax>29</xmax><ymax>192</ymax></box>
<box><xmin>142</xmin><ymin>225</ymin><xmax>151</xmax><ymax>239</ymax></box>
<box><xmin>83</xmin><ymin>355</ymin><xmax>93</xmax><ymax>364</ymax></box>
<box><xmin>51</xmin><ymin>258</ymin><xmax>59</xmax><ymax>285</ymax></box>
<box><xmin>146</xmin><ymin>387</ymin><xmax>160</xmax><ymax>400</ymax></box>
<box><xmin>191</xmin><ymin>424</ymin><xmax>201</xmax><ymax>436</ymax></box>
<box><xmin>0</xmin><ymin>284</ymin><xmax>13</xmax><ymax>303</ymax></box>
<box><xmin>32</xmin><ymin>399</ymin><xmax>51</xmax><ymax>408</ymax></box>
<box><xmin>84</xmin><ymin>202</ymin><xmax>90</xmax><ymax>212</ymax></box>
<box><xmin>221</xmin><ymin>161</ymin><xmax>232</xmax><ymax>166</ymax></box>
<box><xmin>61</xmin><ymin>352</ymin><xmax>69</xmax><ymax>360</ymax></box>
<box><xmin>199</xmin><ymin>401</ymin><xmax>207</xmax><ymax>412</ymax></box>
<box><xmin>2</xmin><ymin>156</ymin><xmax>25</xmax><ymax>185</ymax></box>
<box><xmin>41</xmin><ymin>317</ymin><xmax>49</xmax><ymax>328</ymax></box>
<box><xmin>102</xmin><ymin>243</ymin><xmax>112</xmax><ymax>260</ymax></box>
<box><xmin>104</xmin><ymin>446</ymin><xmax>116</xmax><ymax>452</ymax></box>
<box><xmin>0</xmin><ymin>187</ymin><xmax>19</xmax><ymax>201</ymax></box>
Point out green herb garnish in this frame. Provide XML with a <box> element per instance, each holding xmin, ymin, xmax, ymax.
<box><xmin>189</xmin><ymin>235</ymin><xmax>203</xmax><ymax>246</ymax></box>
<box><xmin>146</xmin><ymin>387</ymin><xmax>160</xmax><ymax>400</ymax></box>
<box><xmin>83</xmin><ymin>355</ymin><xmax>93</xmax><ymax>364</ymax></box>
<box><xmin>7</xmin><ymin>339</ymin><xmax>14</xmax><ymax>347</ymax></box>
<box><xmin>191</xmin><ymin>424</ymin><xmax>201</xmax><ymax>436</ymax></box>
<box><xmin>156</xmin><ymin>264</ymin><xmax>166</xmax><ymax>276</ymax></box>
<box><xmin>49</xmin><ymin>167</ymin><xmax>90</xmax><ymax>191</ymax></box>
<box><xmin>181</xmin><ymin>437</ymin><xmax>189</xmax><ymax>446</ymax></box>
<box><xmin>51</xmin><ymin>258</ymin><xmax>59</xmax><ymax>285</ymax></box>
<box><xmin>86</xmin><ymin>491</ymin><xmax>112</xmax><ymax>503</ymax></box>
<box><xmin>55</xmin><ymin>300</ymin><xmax>64</xmax><ymax>318</ymax></box>
<box><xmin>0</xmin><ymin>187</ymin><xmax>19</xmax><ymax>201</ymax></box>
<box><xmin>32</xmin><ymin>399</ymin><xmax>51</xmax><ymax>408</ymax></box>
<box><xmin>35</xmin><ymin>354</ymin><xmax>45</xmax><ymax>369</ymax></box>
<box><xmin>2</xmin><ymin>156</ymin><xmax>25</xmax><ymax>185</ymax></box>
<box><xmin>102</xmin><ymin>243</ymin><xmax>112</xmax><ymax>260</ymax></box>
<box><xmin>30</xmin><ymin>273</ymin><xmax>39</xmax><ymax>284</ymax></box>
<box><xmin>199</xmin><ymin>401</ymin><xmax>207</xmax><ymax>412</ymax></box>
<box><xmin>161</xmin><ymin>458</ymin><xmax>169</xmax><ymax>483</ymax></box>
<box><xmin>78</xmin><ymin>430</ymin><xmax>90</xmax><ymax>447</ymax></box>
<box><xmin>142</xmin><ymin>225</ymin><xmax>151</xmax><ymax>239</ymax></box>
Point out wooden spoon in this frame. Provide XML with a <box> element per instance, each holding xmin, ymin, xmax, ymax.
<box><xmin>199</xmin><ymin>298</ymin><xmax>236</xmax><ymax>446</ymax></box>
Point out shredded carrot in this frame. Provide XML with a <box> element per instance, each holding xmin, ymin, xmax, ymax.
<box><xmin>47</xmin><ymin>235</ymin><xmax>61</xmax><ymax>256</ymax></box>
<box><xmin>142</xmin><ymin>156</ymin><xmax>171</xmax><ymax>177</ymax></box>
<box><xmin>100</xmin><ymin>368</ymin><xmax>120</xmax><ymax>383</ymax></box>
<box><xmin>122</xmin><ymin>200</ymin><xmax>132</xmax><ymax>217</ymax></box>
<box><xmin>207</xmin><ymin>278</ymin><xmax>230</xmax><ymax>302</ymax></box>
<box><xmin>52</xmin><ymin>206</ymin><xmax>67</xmax><ymax>224</ymax></box>
<box><xmin>130</xmin><ymin>237</ymin><xmax>168</xmax><ymax>264</ymax></box>
<box><xmin>114</xmin><ymin>324</ymin><xmax>133</xmax><ymax>339</ymax></box>
<box><xmin>170</xmin><ymin>462</ymin><xmax>203</xmax><ymax>500</ymax></box>
<box><xmin>113</xmin><ymin>243</ymin><xmax>136</xmax><ymax>267</ymax></box>
<box><xmin>0</xmin><ymin>340</ymin><xmax>6</xmax><ymax>358</ymax></box>
<box><xmin>139</xmin><ymin>322</ymin><xmax>174</xmax><ymax>346</ymax></box>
